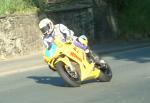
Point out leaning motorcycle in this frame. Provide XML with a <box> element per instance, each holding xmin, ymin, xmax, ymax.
<box><xmin>43</xmin><ymin>37</ymin><xmax>112</xmax><ymax>87</ymax></box>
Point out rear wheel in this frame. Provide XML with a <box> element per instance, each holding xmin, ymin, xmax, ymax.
<box><xmin>56</xmin><ymin>61</ymin><xmax>81</xmax><ymax>87</ymax></box>
<box><xmin>48</xmin><ymin>65</ymin><xmax>56</xmax><ymax>71</ymax></box>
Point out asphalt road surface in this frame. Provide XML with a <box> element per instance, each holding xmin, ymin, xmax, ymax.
<box><xmin>0</xmin><ymin>47</ymin><xmax>150</xmax><ymax>103</ymax></box>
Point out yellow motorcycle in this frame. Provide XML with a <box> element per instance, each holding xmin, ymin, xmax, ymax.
<box><xmin>43</xmin><ymin>37</ymin><xmax>112</xmax><ymax>87</ymax></box>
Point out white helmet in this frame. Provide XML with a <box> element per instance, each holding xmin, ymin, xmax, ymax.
<box><xmin>78</xmin><ymin>35</ymin><xmax>88</xmax><ymax>46</ymax></box>
<box><xmin>39</xmin><ymin>18</ymin><xmax>54</xmax><ymax>35</ymax></box>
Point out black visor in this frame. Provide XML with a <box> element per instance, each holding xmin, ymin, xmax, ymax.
<box><xmin>41</xmin><ymin>24</ymin><xmax>50</xmax><ymax>34</ymax></box>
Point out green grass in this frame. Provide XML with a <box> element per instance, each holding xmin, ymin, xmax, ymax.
<box><xmin>0</xmin><ymin>0</ymin><xmax>76</xmax><ymax>16</ymax></box>
<box><xmin>119</xmin><ymin>0</ymin><xmax>150</xmax><ymax>39</ymax></box>
<box><xmin>0</xmin><ymin>0</ymin><xmax>41</xmax><ymax>16</ymax></box>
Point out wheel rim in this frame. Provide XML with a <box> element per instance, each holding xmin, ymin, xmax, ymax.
<box><xmin>64</xmin><ymin>65</ymin><xmax>79</xmax><ymax>80</ymax></box>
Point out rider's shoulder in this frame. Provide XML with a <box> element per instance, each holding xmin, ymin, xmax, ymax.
<box><xmin>55</xmin><ymin>24</ymin><xmax>67</xmax><ymax>29</ymax></box>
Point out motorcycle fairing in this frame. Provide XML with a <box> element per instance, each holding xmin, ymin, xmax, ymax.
<box><xmin>45</xmin><ymin>43</ymin><xmax>57</xmax><ymax>58</ymax></box>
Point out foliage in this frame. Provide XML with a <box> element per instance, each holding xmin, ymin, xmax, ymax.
<box><xmin>0</xmin><ymin>0</ymin><xmax>48</xmax><ymax>16</ymax></box>
<box><xmin>0</xmin><ymin>0</ymin><xmax>78</xmax><ymax>16</ymax></box>
<box><xmin>106</xmin><ymin>0</ymin><xmax>150</xmax><ymax>40</ymax></box>
<box><xmin>119</xmin><ymin>0</ymin><xmax>150</xmax><ymax>39</ymax></box>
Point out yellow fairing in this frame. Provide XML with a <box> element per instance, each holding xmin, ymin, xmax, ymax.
<box><xmin>55</xmin><ymin>56</ymin><xmax>72</xmax><ymax>68</ymax></box>
<box><xmin>79</xmin><ymin>58</ymin><xmax>101</xmax><ymax>81</ymax></box>
<box><xmin>43</xmin><ymin>37</ymin><xmax>102</xmax><ymax>82</ymax></box>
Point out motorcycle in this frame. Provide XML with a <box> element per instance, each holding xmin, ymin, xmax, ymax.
<box><xmin>43</xmin><ymin>37</ymin><xmax>112</xmax><ymax>87</ymax></box>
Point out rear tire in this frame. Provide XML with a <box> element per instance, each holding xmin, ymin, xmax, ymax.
<box><xmin>48</xmin><ymin>65</ymin><xmax>56</xmax><ymax>71</ymax></box>
<box><xmin>56</xmin><ymin>62</ymin><xmax>81</xmax><ymax>87</ymax></box>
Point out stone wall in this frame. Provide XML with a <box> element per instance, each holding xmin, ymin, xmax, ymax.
<box><xmin>45</xmin><ymin>0</ymin><xmax>118</xmax><ymax>42</ymax></box>
<box><xmin>0</xmin><ymin>0</ymin><xmax>118</xmax><ymax>59</ymax></box>
<box><xmin>46</xmin><ymin>6</ymin><xmax>95</xmax><ymax>42</ymax></box>
<box><xmin>0</xmin><ymin>6</ymin><xmax>95</xmax><ymax>59</ymax></box>
<box><xmin>0</xmin><ymin>14</ymin><xmax>43</xmax><ymax>59</ymax></box>
<box><xmin>48</xmin><ymin>0</ymin><xmax>66</xmax><ymax>3</ymax></box>
<box><xmin>93</xmin><ymin>0</ymin><xmax>119</xmax><ymax>42</ymax></box>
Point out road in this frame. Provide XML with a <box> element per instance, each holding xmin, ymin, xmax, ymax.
<box><xmin>0</xmin><ymin>47</ymin><xmax>150</xmax><ymax>103</ymax></box>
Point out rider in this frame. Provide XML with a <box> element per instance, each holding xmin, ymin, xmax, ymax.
<box><xmin>39</xmin><ymin>18</ymin><xmax>74</xmax><ymax>49</ymax></box>
<box><xmin>39</xmin><ymin>18</ymin><xmax>104</xmax><ymax>65</ymax></box>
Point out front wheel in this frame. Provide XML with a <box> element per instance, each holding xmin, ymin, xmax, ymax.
<box><xmin>98</xmin><ymin>63</ymin><xmax>112</xmax><ymax>82</ymax></box>
<box><xmin>56</xmin><ymin>61</ymin><xmax>81</xmax><ymax>87</ymax></box>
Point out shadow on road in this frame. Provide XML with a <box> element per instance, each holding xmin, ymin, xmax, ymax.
<box><xmin>27</xmin><ymin>76</ymin><xmax>98</xmax><ymax>87</ymax></box>
<box><xmin>27</xmin><ymin>76</ymin><xmax>66</xmax><ymax>87</ymax></box>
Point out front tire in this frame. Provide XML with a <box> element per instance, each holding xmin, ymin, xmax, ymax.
<box><xmin>98</xmin><ymin>63</ymin><xmax>112</xmax><ymax>82</ymax></box>
<box><xmin>56</xmin><ymin>62</ymin><xmax>81</xmax><ymax>87</ymax></box>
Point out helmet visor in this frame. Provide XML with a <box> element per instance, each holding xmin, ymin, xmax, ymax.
<box><xmin>40</xmin><ymin>24</ymin><xmax>50</xmax><ymax>34</ymax></box>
